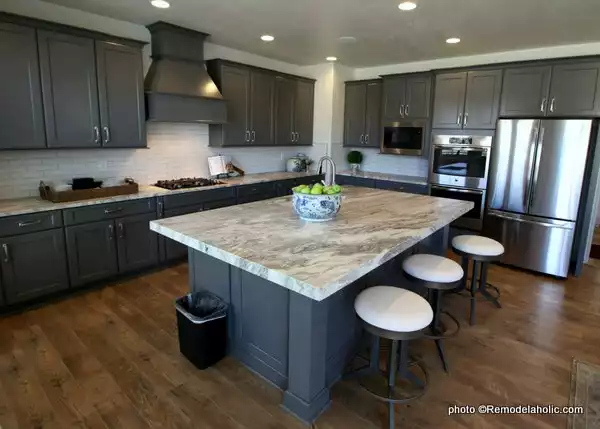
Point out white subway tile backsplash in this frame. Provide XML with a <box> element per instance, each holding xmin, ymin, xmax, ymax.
<box><xmin>0</xmin><ymin>122</ymin><xmax>326</xmax><ymax>199</ymax></box>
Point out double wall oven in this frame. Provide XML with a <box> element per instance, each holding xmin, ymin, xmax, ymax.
<box><xmin>429</xmin><ymin>133</ymin><xmax>493</xmax><ymax>230</ymax></box>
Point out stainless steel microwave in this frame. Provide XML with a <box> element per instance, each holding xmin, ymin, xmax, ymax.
<box><xmin>380</xmin><ymin>120</ymin><xmax>427</xmax><ymax>156</ymax></box>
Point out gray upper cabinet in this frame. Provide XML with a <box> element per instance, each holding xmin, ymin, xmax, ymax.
<box><xmin>116</xmin><ymin>213</ymin><xmax>159</xmax><ymax>273</ymax></box>
<box><xmin>432</xmin><ymin>72</ymin><xmax>467</xmax><ymax>129</ymax></box>
<box><xmin>66</xmin><ymin>220</ymin><xmax>119</xmax><ymax>287</ymax></box>
<box><xmin>0</xmin><ymin>229</ymin><xmax>69</xmax><ymax>304</ymax></box>
<box><xmin>463</xmin><ymin>70</ymin><xmax>503</xmax><ymax>129</ymax></box>
<box><xmin>0</xmin><ymin>23</ymin><xmax>46</xmax><ymax>149</ymax></box>
<box><xmin>548</xmin><ymin>62</ymin><xmax>600</xmax><ymax>116</ymax></box>
<box><xmin>433</xmin><ymin>70</ymin><xmax>502</xmax><ymax>129</ymax></box>
<box><xmin>294</xmin><ymin>79</ymin><xmax>315</xmax><ymax>146</ymax></box>
<box><xmin>382</xmin><ymin>74</ymin><xmax>431</xmax><ymax>121</ymax></box>
<box><xmin>344</xmin><ymin>80</ymin><xmax>381</xmax><ymax>147</ymax></box>
<box><xmin>96</xmin><ymin>41</ymin><xmax>146</xmax><ymax>148</ymax></box>
<box><xmin>500</xmin><ymin>66</ymin><xmax>552</xmax><ymax>117</ymax></box>
<box><xmin>208</xmin><ymin>60</ymin><xmax>314</xmax><ymax>147</ymax></box>
<box><xmin>382</xmin><ymin>77</ymin><xmax>405</xmax><ymax>121</ymax></box>
<box><xmin>38</xmin><ymin>30</ymin><xmax>100</xmax><ymax>148</ymax></box>
<box><xmin>274</xmin><ymin>77</ymin><xmax>295</xmax><ymax>145</ymax></box>
<box><xmin>249</xmin><ymin>70</ymin><xmax>275</xmax><ymax>145</ymax></box>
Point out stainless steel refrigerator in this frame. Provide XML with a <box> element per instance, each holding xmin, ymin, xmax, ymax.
<box><xmin>485</xmin><ymin>119</ymin><xmax>595</xmax><ymax>278</ymax></box>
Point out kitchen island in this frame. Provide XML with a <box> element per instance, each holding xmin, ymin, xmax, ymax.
<box><xmin>150</xmin><ymin>187</ymin><xmax>472</xmax><ymax>423</ymax></box>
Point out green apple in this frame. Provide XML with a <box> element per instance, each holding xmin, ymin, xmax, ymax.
<box><xmin>310</xmin><ymin>187</ymin><xmax>323</xmax><ymax>195</ymax></box>
<box><xmin>300</xmin><ymin>187</ymin><xmax>311</xmax><ymax>194</ymax></box>
<box><xmin>332</xmin><ymin>185</ymin><xmax>342</xmax><ymax>194</ymax></box>
<box><xmin>324</xmin><ymin>188</ymin><xmax>337</xmax><ymax>195</ymax></box>
<box><xmin>312</xmin><ymin>183</ymin><xmax>323</xmax><ymax>189</ymax></box>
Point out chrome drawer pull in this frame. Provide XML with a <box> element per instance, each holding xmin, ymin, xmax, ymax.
<box><xmin>18</xmin><ymin>219</ymin><xmax>42</xmax><ymax>228</ymax></box>
<box><xmin>104</xmin><ymin>207</ymin><xmax>123</xmax><ymax>215</ymax></box>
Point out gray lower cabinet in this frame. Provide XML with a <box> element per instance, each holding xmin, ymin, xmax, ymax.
<box><xmin>548</xmin><ymin>62</ymin><xmax>600</xmax><ymax>116</ymax></box>
<box><xmin>0</xmin><ymin>276</ymin><xmax>4</xmax><ymax>308</ymax></box>
<box><xmin>96</xmin><ymin>41</ymin><xmax>146</xmax><ymax>148</ymax></box>
<box><xmin>162</xmin><ymin>204</ymin><xmax>204</xmax><ymax>262</ymax></box>
<box><xmin>38</xmin><ymin>30</ymin><xmax>101</xmax><ymax>148</ymax></box>
<box><xmin>0</xmin><ymin>23</ymin><xmax>46</xmax><ymax>149</ymax></box>
<box><xmin>375</xmin><ymin>180</ymin><xmax>428</xmax><ymax>195</ymax></box>
<box><xmin>237</xmin><ymin>182</ymin><xmax>278</xmax><ymax>204</ymax></box>
<box><xmin>116</xmin><ymin>213</ymin><xmax>159</xmax><ymax>273</ymax></box>
<box><xmin>0</xmin><ymin>229</ymin><xmax>69</xmax><ymax>304</ymax></box>
<box><xmin>500</xmin><ymin>66</ymin><xmax>552</xmax><ymax>117</ymax></box>
<box><xmin>432</xmin><ymin>72</ymin><xmax>467</xmax><ymax>129</ymax></box>
<box><xmin>66</xmin><ymin>220</ymin><xmax>118</xmax><ymax>287</ymax></box>
<box><xmin>336</xmin><ymin>175</ymin><xmax>376</xmax><ymax>188</ymax></box>
<box><xmin>344</xmin><ymin>80</ymin><xmax>381</xmax><ymax>147</ymax></box>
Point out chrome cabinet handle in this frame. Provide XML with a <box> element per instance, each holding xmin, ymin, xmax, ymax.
<box><xmin>550</xmin><ymin>98</ymin><xmax>556</xmax><ymax>113</ymax></box>
<box><xmin>18</xmin><ymin>219</ymin><xmax>42</xmax><ymax>228</ymax></box>
<box><xmin>540</xmin><ymin>98</ymin><xmax>547</xmax><ymax>113</ymax></box>
<box><xmin>157</xmin><ymin>201</ymin><xmax>164</xmax><ymax>218</ymax></box>
<box><xmin>2</xmin><ymin>244</ymin><xmax>8</xmax><ymax>263</ymax></box>
<box><xmin>365</xmin><ymin>134</ymin><xmax>369</xmax><ymax>145</ymax></box>
<box><xmin>104</xmin><ymin>207</ymin><xmax>123</xmax><ymax>215</ymax></box>
<box><xmin>251</xmin><ymin>130</ymin><xmax>256</xmax><ymax>142</ymax></box>
<box><xmin>360</xmin><ymin>134</ymin><xmax>364</xmax><ymax>144</ymax></box>
<box><xmin>118</xmin><ymin>222</ymin><xmax>125</xmax><ymax>239</ymax></box>
<box><xmin>295</xmin><ymin>132</ymin><xmax>299</xmax><ymax>142</ymax></box>
<box><xmin>93</xmin><ymin>126</ymin><xmax>100</xmax><ymax>144</ymax></box>
<box><xmin>108</xmin><ymin>224</ymin><xmax>114</xmax><ymax>241</ymax></box>
<box><xmin>399</xmin><ymin>104</ymin><xmax>405</xmax><ymax>117</ymax></box>
<box><xmin>404</xmin><ymin>104</ymin><xmax>409</xmax><ymax>116</ymax></box>
<box><xmin>103</xmin><ymin>126</ymin><xmax>111</xmax><ymax>143</ymax></box>
<box><xmin>457</xmin><ymin>113</ymin><xmax>462</xmax><ymax>125</ymax></box>
<box><xmin>464</xmin><ymin>112</ymin><xmax>469</xmax><ymax>126</ymax></box>
<box><xmin>245</xmin><ymin>130</ymin><xmax>250</xmax><ymax>142</ymax></box>
<box><xmin>291</xmin><ymin>132</ymin><xmax>295</xmax><ymax>142</ymax></box>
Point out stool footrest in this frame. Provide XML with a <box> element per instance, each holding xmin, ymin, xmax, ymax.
<box><xmin>423</xmin><ymin>310</ymin><xmax>460</xmax><ymax>340</ymax></box>
<box><xmin>358</xmin><ymin>361</ymin><xmax>428</xmax><ymax>404</ymax></box>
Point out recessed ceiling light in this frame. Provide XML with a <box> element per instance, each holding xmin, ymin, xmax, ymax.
<box><xmin>398</xmin><ymin>2</ymin><xmax>417</xmax><ymax>11</ymax></box>
<box><xmin>326</xmin><ymin>56</ymin><xmax>337</xmax><ymax>62</ymax></box>
<box><xmin>446</xmin><ymin>37</ymin><xmax>461</xmax><ymax>44</ymax></box>
<box><xmin>338</xmin><ymin>36</ymin><xmax>357</xmax><ymax>43</ymax></box>
<box><xmin>260</xmin><ymin>34</ymin><xmax>275</xmax><ymax>42</ymax></box>
<box><xmin>150</xmin><ymin>0</ymin><xmax>170</xmax><ymax>9</ymax></box>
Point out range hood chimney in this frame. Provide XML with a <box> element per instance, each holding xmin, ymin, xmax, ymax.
<box><xmin>145</xmin><ymin>22</ymin><xmax>227</xmax><ymax>124</ymax></box>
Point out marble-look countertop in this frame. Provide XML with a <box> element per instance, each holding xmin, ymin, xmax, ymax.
<box><xmin>150</xmin><ymin>187</ymin><xmax>473</xmax><ymax>301</ymax></box>
<box><xmin>337</xmin><ymin>170</ymin><xmax>429</xmax><ymax>186</ymax></box>
<box><xmin>0</xmin><ymin>172</ymin><xmax>319</xmax><ymax>219</ymax></box>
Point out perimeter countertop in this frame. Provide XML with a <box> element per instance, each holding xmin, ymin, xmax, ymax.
<box><xmin>0</xmin><ymin>172</ymin><xmax>319</xmax><ymax>219</ymax></box>
<box><xmin>150</xmin><ymin>187</ymin><xmax>473</xmax><ymax>301</ymax></box>
<box><xmin>337</xmin><ymin>170</ymin><xmax>429</xmax><ymax>185</ymax></box>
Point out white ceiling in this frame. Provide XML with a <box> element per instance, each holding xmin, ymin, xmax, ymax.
<box><xmin>41</xmin><ymin>0</ymin><xmax>600</xmax><ymax>67</ymax></box>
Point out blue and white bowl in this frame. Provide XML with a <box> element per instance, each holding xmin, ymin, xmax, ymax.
<box><xmin>292</xmin><ymin>192</ymin><xmax>342</xmax><ymax>222</ymax></box>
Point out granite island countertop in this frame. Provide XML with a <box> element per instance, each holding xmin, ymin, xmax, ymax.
<box><xmin>150</xmin><ymin>187</ymin><xmax>473</xmax><ymax>301</ymax></box>
<box><xmin>0</xmin><ymin>172</ymin><xmax>320</xmax><ymax>219</ymax></box>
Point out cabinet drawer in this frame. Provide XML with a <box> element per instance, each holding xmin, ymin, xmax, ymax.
<box><xmin>0</xmin><ymin>211</ymin><xmax>63</xmax><ymax>237</ymax></box>
<box><xmin>162</xmin><ymin>187</ymin><xmax>236</xmax><ymax>210</ymax></box>
<box><xmin>203</xmin><ymin>198</ymin><xmax>237</xmax><ymax>211</ymax></box>
<box><xmin>336</xmin><ymin>175</ymin><xmax>376</xmax><ymax>188</ymax></box>
<box><xmin>237</xmin><ymin>182</ymin><xmax>278</xmax><ymax>199</ymax></box>
<box><xmin>375</xmin><ymin>180</ymin><xmax>429</xmax><ymax>195</ymax></box>
<box><xmin>164</xmin><ymin>204</ymin><xmax>204</xmax><ymax>218</ymax></box>
<box><xmin>63</xmin><ymin>198</ymin><xmax>156</xmax><ymax>226</ymax></box>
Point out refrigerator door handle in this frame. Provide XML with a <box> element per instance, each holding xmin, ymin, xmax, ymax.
<box><xmin>488</xmin><ymin>211</ymin><xmax>573</xmax><ymax>230</ymax></box>
<box><xmin>529</xmin><ymin>127</ymin><xmax>545</xmax><ymax>208</ymax></box>
<box><xmin>523</xmin><ymin>127</ymin><xmax>539</xmax><ymax>209</ymax></box>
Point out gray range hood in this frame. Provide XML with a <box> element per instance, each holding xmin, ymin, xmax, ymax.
<box><xmin>145</xmin><ymin>22</ymin><xmax>227</xmax><ymax>124</ymax></box>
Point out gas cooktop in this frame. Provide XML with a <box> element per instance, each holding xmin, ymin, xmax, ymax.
<box><xmin>154</xmin><ymin>177</ymin><xmax>225</xmax><ymax>190</ymax></box>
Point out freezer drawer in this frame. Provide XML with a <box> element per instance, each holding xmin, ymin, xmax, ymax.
<box><xmin>484</xmin><ymin>211</ymin><xmax>575</xmax><ymax>278</ymax></box>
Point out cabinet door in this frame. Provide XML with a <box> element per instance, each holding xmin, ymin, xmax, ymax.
<box><xmin>96</xmin><ymin>41</ymin><xmax>146</xmax><ymax>148</ymax></box>
<box><xmin>38</xmin><ymin>30</ymin><xmax>100</xmax><ymax>148</ymax></box>
<box><xmin>162</xmin><ymin>204</ymin><xmax>203</xmax><ymax>263</ymax></box>
<box><xmin>344</xmin><ymin>83</ymin><xmax>367</xmax><ymax>147</ymax></box>
<box><xmin>405</xmin><ymin>75</ymin><xmax>432</xmax><ymax>118</ymax></box>
<box><xmin>548</xmin><ymin>62</ymin><xmax>600</xmax><ymax>117</ymax></box>
<box><xmin>1</xmin><ymin>230</ymin><xmax>69</xmax><ymax>304</ymax></box>
<box><xmin>66</xmin><ymin>220</ymin><xmax>118</xmax><ymax>287</ymax></box>
<box><xmin>500</xmin><ymin>66</ymin><xmax>551</xmax><ymax>117</ymax></box>
<box><xmin>382</xmin><ymin>77</ymin><xmax>405</xmax><ymax>121</ymax></box>
<box><xmin>464</xmin><ymin>70</ymin><xmax>503</xmax><ymax>129</ymax></box>
<box><xmin>220</xmin><ymin>65</ymin><xmax>250</xmax><ymax>145</ymax></box>
<box><xmin>274</xmin><ymin>77</ymin><xmax>295</xmax><ymax>145</ymax></box>
<box><xmin>0</xmin><ymin>23</ymin><xmax>46</xmax><ymax>149</ymax></box>
<box><xmin>249</xmin><ymin>70</ymin><xmax>275</xmax><ymax>145</ymax></box>
<box><xmin>294</xmin><ymin>80</ymin><xmax>315</xmax><ymax>146</ymax></box>
<box><xmin>432</xmin><ymin>72</ymin><xmax>467</xmax><ymax>129</ymax></box>
<box><xmin>116</xmin><ymin>213</ymin><xmax>159</xmax><ymax>273</ymax></box>
<box><xmin>364</xmin><ymin>81</ymin><xmax>382</xmax><ymax>147</ymax></box>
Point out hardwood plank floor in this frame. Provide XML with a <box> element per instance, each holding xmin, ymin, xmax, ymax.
<box><xmin>1</xmin><ymin>261</ymin><xmax>599</xmax><ymax>429</ymax></box>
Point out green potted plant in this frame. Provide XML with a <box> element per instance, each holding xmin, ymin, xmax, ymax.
<box><xmin>347</xmin><ymin>150</ymin><xmax>363</xmax><ymax>174</ymax></box>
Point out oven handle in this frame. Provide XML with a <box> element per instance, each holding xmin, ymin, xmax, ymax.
<box><xmin>433</xmin><ymin>145</ymin><xmax>488</xmax><ymax>152</ymax></box>
<box><xmin>430</xmin><ymin>185</ymin><xmax>484</xmax><ymax>195</ymax></box>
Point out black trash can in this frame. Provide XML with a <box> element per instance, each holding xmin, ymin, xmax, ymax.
<box><xmin>175</xmin><ymin>291</ymin><xmax>228</xmax><ymax>369</ymax></box>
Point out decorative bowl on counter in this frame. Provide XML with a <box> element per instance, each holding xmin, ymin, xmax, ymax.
<box><xmin>292</xmin><ymin>192</ymin><xmax>342</xmax><ymax>222</ymax></box>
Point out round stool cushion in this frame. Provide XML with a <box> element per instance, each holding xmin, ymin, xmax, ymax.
<box><xmin>402</xmin><ymin>254</ymin><xmax>463</xmax><ymax>283</ymax></box>
<box><xmin>354</xmin><ymin>286</ymin><xmax>433</xmax><ymax>333</ymax></box>
<box><xmin>452</xmin><ymin>235</ymin><xmax>504</xmax><ymax>257</ymax></box>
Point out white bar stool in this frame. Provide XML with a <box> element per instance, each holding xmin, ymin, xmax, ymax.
<box><xmin>452</xmin><ymin>235</ymin><xmax>504</xmax><ymax>325</ymax></box>
<box><xmin>402</xmin><ymin>254</ymin><xmax>463</xmax><ymax>372</ymax></box>
<box><xmin>354</xmin><ymin>286</ymin><xmax>433</xmax><ymax>429</ymax></box>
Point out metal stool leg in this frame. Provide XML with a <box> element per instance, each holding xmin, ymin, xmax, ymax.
<box><xmin>388</xmin><ymin>340</ymin><xmax>399</xmax><ymax>429</ymax></box>
<box><xmin>430</xmin><ymin>289</ymin><xmax>449</xmax><ymax>372</ymax></box>
<box><xmin>478</xmin><ymin>262</ymin><xmax>502</xmax><ymax>308</ymax></box>
<box><xmin>470</xmin><ymin>260</ymin><xmax>479</xmax><ymax>326</ymax></box>
<box><xmin>456</xmin><ymin>256</ymin><xmax>469</xmax><ymax>292</ymax></box>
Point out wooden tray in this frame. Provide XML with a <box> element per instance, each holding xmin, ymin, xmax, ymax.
<box><xmin>39</xmin><ymin>183</ymin><xmax>139</xmax><ymax>203</ymax></box>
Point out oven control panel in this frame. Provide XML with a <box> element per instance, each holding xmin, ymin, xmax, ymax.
<box><xmin>449</xmin><ymin>137</ymin><xmax>473</xmax><ymax>145</ymax></box>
